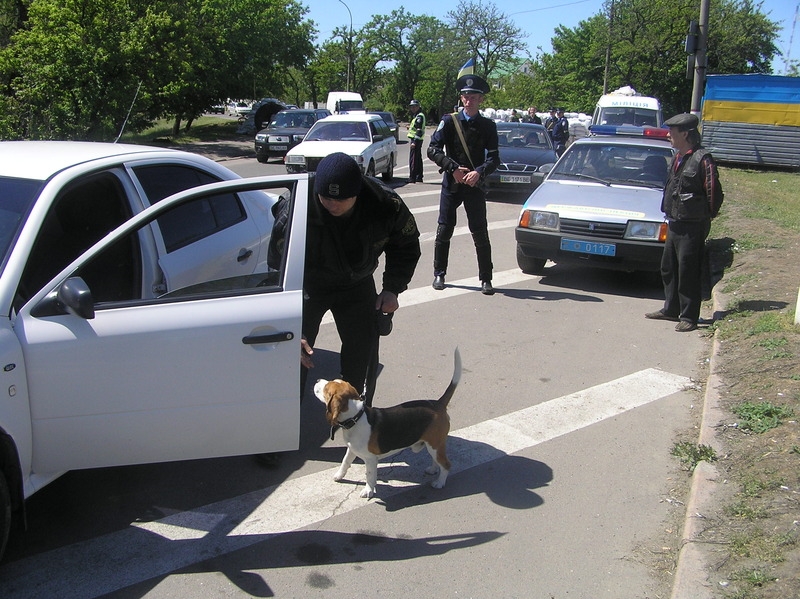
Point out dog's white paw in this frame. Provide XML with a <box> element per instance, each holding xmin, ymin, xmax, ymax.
<box><xmin>425</xmin><ymin>464</ymin><xmax>440</xmax><ymax>475</ymax></box>
<box><xmin>333</xmin><ymin>473</ymin><xmax>345</xmax><ymax>482</ymax></box>
<box><xmin>360</xmin><ymin>486</ymin><xmax>375</xmax><ymax>499</ymax></box>
<box><xmin>431</xmin><ymin>479</ymin><xmax>446</xmax><ymax>489</ymax></box>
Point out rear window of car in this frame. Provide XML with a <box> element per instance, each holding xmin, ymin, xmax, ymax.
<box><xmin>132</xmin><ymin>164</ymin><xmax>246</xmax><ymax>253</ymax></box>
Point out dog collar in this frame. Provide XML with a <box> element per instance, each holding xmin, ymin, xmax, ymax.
<box><xmin>330</xmin><ymin>408</ymin><xmax>365</xmax><ymax>440</ymax></box>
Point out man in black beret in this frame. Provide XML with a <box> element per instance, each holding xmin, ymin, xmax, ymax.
<box><xmin>269</xmin><ymin>152</ymin><xmax>421</xmax><ymax>405</ymax></box>
<box><xmin>427</xmin><ymin>73</ymin><xmax>500</xmax><ymax>295</ymax></box>
<box><xmin>645</xmin><ymin>113</ymin><xmax>723</xmax><ymax>332</ymax></box>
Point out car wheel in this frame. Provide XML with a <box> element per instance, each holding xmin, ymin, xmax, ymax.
<box><xmin>382</xmin><ymin>155</ymin><xmax>394</xmax><ymax>182</ymax></box>
<box><xmin>366</xmin><ymin>160</ymin><xmax>376</xmax><ymax>178</ymax></box>
<box><xmin>516</xmin><ymin>245</ymin><xmax>547</xmax><ymax>275</ymax></box>
<box><xmin>256</xmin><ymin>155</ymin><xmax>269</xmax><ymax>164</ymax></box>
<box><xmin>0</xmin><ymin>470</ymin><xmax>10</xmax><ymax>562</ymax></box>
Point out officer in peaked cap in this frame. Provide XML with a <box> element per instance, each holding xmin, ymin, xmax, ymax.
<box><xmin>407</xmin><ymin>99</ymin><xmax>427</xmax><ymax>183</ymax></box>
<box><xmin>427</xmin><ymin>72</ymin><xmax>500</xmax><ymax>295</ymax></box>
<box><xmin>456</xmin><ymin>74</ymin><xmax>490</xmax><ymax>95</ymax></box>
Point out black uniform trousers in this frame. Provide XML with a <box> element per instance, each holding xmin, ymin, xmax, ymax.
<box><xmin>409</xmin><ymin>140</ymin><xmax>424</xmax><ymax>182</ymax></box>
<box><xmin>660</xmin><ymin>219</ymin><xmax>710</xmax><ymax>324</ymax></box>
<box><xmin>434</xmin><ymin>182</ymin><xmax>492</xmax><ymax>281</ymax></box>
<box><xmin>301</xmin><ymin>277</ymin><xmax>379</xmax><ymax>405</ymax></box>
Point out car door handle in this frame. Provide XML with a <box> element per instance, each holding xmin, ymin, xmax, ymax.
<box><xmin>242</xmin><ymin>332</ymin><xmax>295</xmax><ymax>345</ymax></box>
<box><xmin>237</xmin><ymin>248</ymin><xmax>253</xmax><ymax>262</ymax></box>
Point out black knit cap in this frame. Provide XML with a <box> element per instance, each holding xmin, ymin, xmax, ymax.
<box><xmin>663</xmin><ymin>113</ymin><xmax>699</xmax><ymax>131</ymax></box>
<box><xmin>314</xmin><ymin>152</ymin><xmax>363</xmax><ymax>199</ymax></box>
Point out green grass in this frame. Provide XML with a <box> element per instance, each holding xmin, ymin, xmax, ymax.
<box><xmin>670</xmin><ymin>441</ymin><xmax>716</xmax><ymax>471</ymax></box>
<box><xmin>119</xmin><ymin>116</ymin><xmax>240</xmax><ymax>144</ymax></box>
<box><xmin>717</xmin><ymin>168</ymin><xmax>800</xmax><ymax>232</ymax></box>
<box><xmin>730</xmin><ymin>401</ymin><xmax>794</xmax><ymax>434</ymax></box>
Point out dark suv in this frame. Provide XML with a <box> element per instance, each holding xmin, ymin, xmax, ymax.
<box><xmin>254</xmin><ymin>108</ymin><xmax>331</xmax><ymax>163</ymax></box>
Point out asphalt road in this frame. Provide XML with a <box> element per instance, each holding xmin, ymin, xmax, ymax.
<box><xmin>0</xmin><ymin>137</ymin><xmax>709</xmax><ymax>599</ymax></box>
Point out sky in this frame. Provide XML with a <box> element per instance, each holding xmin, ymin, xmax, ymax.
<box><xmin>301</xmin><ymin>0</ymin><xmax>799</xmax><ymax>74</ymax></box>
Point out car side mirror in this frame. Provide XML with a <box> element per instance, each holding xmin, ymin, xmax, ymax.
<box><xmin>372</xmin><ymin>134</ymin><xmax>384</xmax><ymax>142</ymax></box>
<box><xmin>57</xmin><ymin>277</ymin><xmax>96</xmax><ymax>319</ymax></box>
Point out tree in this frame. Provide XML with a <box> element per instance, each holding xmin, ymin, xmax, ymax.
<box><xmin>0</xmin><ymin>0</ymin><xmax>314</xmax><ymax>140</ymax></box>
<box><xmin>530</xmin><ymin>0</ymin><xmax>780</xmax><ymax>116</ymax></box>
<box><xmin>446</xmin><ymin>0</ymin><xmax>526</xmax><ymax>80</ymax></box>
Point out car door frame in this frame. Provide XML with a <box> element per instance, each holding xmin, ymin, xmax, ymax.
<box><xmin>13</xmin><ymin>175</ymin><xmax>308</xmax><ymax>482</ymax></box>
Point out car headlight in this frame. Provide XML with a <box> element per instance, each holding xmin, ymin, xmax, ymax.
<box><xmin>350</xmin><ymin>155</ymin><xmax>364</xmax><ymax>165</ymax></box>
<box><xmin>255</xmin><ymin>133</ymin><xmax>267</xmax><ymax>142</ymax></box>
<box><xmin>519</xmin><ymin>210</ymin><xmax>559</xmax><ymax>230</ymax></box>
<box><xmin>292</xmin><ymin>134</ymin><xmax>306</xmax><ymax>142</ymax></box>
<box><xmin>285</xmin><ymin>155</ymin><xmax>305</xmax><ymax>165</ymax></box>
<box><xmin>625</xmin><ymin>220</ymin><xmax>666</xmax><ymax>241</ymax></box>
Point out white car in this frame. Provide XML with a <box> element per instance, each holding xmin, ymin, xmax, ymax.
<box><xmin>516</xmin><ymin>126</ymin><xmax>675</xmax><ymax>275</ymax></box>
<box><xmin>284</xmin><ymin>113</ymin><xmax>396</xmax><ymax>181</ymax></box>
<box><xmin>0</xmin><ymin>142</ymin><xmax>310</xmax><ymax>560</ymax></box>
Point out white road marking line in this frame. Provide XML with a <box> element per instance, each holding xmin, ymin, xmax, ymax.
<box><xmin>0</xmin><ymin>369</ymin><xmax>690</xmax><ymax>599</ymax></box>
<box><xmin>321</xmin><ymin>267</ymin><xmax>533</xmax><ymax>326</ymax></box>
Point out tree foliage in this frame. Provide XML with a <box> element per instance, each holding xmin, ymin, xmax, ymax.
<box><xmin>0</xmin><ymin>0</ymin><xmax>313</xmax><ymax>140</ymax></box>
<box><xmin>0</xmin><ymin>0</ymin><xmax>783</xmax><ymax>139</ymax></box>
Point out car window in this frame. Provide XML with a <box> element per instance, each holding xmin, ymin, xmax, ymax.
<box><xmin>15</xmin><ymin>171</ymin><xmax>133</xmax><ymax>311</ymax></box>
<box><xmin>132</xmin><ymin>164</ymin><xmax>246</xmax><ymax>253</ymax></box>
<box><xmin>0</xmin><ymin>177</ymin><xmax>43</xmax><ymax>276</ymax></box>
<box><xmin>66</xmin><ymin>185</ymin><xmax>295</xmax><ymax>307</ymax></box>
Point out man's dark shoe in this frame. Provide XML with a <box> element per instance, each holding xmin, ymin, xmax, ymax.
<box><xmin>645</xmin><ymin>309</ymin><xmax>679</xmax><ymax>321</ymax></box>
<box><xmin>675</xmin><ymin>320</ymin><xmax>698</xmax><ymax>332</ymax></box>
<box><xmin>432</xmin><ymin>275</ymin><xmax>445</xmax><ymax>290</ymax></box>
<box><xmin>481</xmin><ymin>281</ymin><xmax>495</xmax><ymax>295</ymax></box>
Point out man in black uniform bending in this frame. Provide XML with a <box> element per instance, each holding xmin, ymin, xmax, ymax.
<box><xmin>427</xmin><ymin>74</ymin><xmax>500</xmax><ymax>295</ymax></box>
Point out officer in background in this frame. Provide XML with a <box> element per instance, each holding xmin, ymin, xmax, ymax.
<box><xmin>427</xmin><ymin>74</ymin><xmax>500</xmax><ymax>295</ymax></box>
<box><xmin>407</xmin><ymin>99</ymin><xmax>426</xmax><ymax>183</ymax></box>
<box><xmin>551</xmin><ymin>107</ymin><xmax>570</xmax><ymax>156</ymax></box>
<box><xmin>544</xmin><ymin>107</ymin><xmax>557</xmax><ymax>132</ymax></box>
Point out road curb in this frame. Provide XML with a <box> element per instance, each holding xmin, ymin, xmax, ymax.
<box><xmin>670</xmin><ymin>290</ymin><xmax>728</xmax><ymax>599</ymax></box>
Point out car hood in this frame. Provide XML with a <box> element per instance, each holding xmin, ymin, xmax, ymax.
<box><xmin>498</xmin><ymin>146</ymin><xmax>558</xmax><ymax>166</ymax></box>
<box><xmin>286</xmin><ymin>140</ymin><xmax>375</xmax><ymax>158</ymax></box>
<box><xmin>524</xmin><ymin>180</ymin><xmax>665</xmax><ymax>222</ymax></box>
<box><xmin>260</xmin><ymin>126</ymin><xmax>311</xmax><ymax>136</ymax></box>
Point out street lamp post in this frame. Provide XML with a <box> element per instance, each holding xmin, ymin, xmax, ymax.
<box><xmin>338</xmin><ymin>0</ymin><xmax>353</xmax><ymax>92</ymax></box>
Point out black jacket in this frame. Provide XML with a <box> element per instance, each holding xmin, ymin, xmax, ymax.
<box><xmin>661</xmin><ymin>148</ymin><xmax>723</xmax><ymax>222</ymax></box>
<box><xmin>427</xmin><ymin>111</ymin><xmax>500</xmax><ymax>190</ymax></box>
<box><xmin>269</xmin><ymin>176</ymin><xmax>421</xmax><ymax>296</ymax></box>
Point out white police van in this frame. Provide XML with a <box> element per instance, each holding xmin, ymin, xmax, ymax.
<box><xmin>591</xmin><ymin>92</ymin><xmax>662</xmax><ymax>128</ymax></box>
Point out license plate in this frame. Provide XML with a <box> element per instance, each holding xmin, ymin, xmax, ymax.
<box><xmin>500</xmin><ymin>174</ymin><xmax>531</xmax><ymax>184</ymax></box>
<box><xmin>271</xmin><ymin>145</ymin><xmax>288</xmax><ymax>151</ymax></box>
<box><xmin>560</xmin><ymin>238</ymin><xmax>616</xmax><ymax>256</ymax></box>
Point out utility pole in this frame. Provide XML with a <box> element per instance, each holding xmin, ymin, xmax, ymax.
<box><xmin>689</xmin><ymin>0</ymin><xmax>710</xmax><ymax>117</ymax></box>
<box><xmin>338</xmin><ymin>0</ymin><xmax>353</xmax><ymax>92</ymax></box>
<box><xmin>602</xmin><ymin>0</ymin><xmax>616</xmax><ymax>94</ymax></box>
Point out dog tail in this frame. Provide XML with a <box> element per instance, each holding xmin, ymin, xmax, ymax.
<box><xmin>436</xmin><ymin>347</ymin><xmax>462</xmax><ymax>410</ymax></box>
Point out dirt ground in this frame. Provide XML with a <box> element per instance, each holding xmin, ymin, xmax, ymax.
<box><xmin>684</xmin><ymin>177</ymin><xmax>800</xmax><ymax>598</ymax></box>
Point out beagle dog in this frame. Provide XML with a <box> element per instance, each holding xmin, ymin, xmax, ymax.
<box><xmin>314</xmin><ymin>349</ymin><xmax>461</xmax><ymax>499</ymax></box>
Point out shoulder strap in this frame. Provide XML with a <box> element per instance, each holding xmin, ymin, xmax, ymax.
<box><xmin>450</xmin><ymin>112</ymin><xmax>476</xmax><ymax>170</ymax></box>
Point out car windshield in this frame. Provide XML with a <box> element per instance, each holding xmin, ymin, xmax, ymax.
<box><xmin>496</xmin><ymin>125</ymin><xmax>550</xmax><ymax>149</ymax></box>
<box><xmin>0</xmin><ymin>176</ymin><xmax>44</xmax><ymax>275</ymax></box>
<box><xmin>305</xmin><ymin>121</ymin><xmax>370</xmax><ymax>142</ymax></box>
<box><xmin>550</xmin><ymin>143</ymin><xmax>673</xmax><ymax>188</ymax></box>
<box><xmin>270</xmin><ymin>112</ymin><xmax>316</xmax><ymax>129</ymax></box>
<box><xmin>597</xmin><ymin>107</ymin><xmax>659</xmax><ymax>127</ymax></box>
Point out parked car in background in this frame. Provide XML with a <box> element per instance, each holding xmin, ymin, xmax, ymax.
<box><xmin>0</xmin><ymin>141</ymin><xmax>311</xmax><ymax>561</ymax></box>
<box><xmin>254</xmin><ymin>108</ymin><xmax>331</xmax><ymax>163</ymax></box>
<box><xmin>284</xmin><ymin>113</ymin><xmax>396</xmax><ymax>180</ymax></box>
<box><xmin>209</xmin><ymin>103</ymin><xmax>226</xmax><ymax>114</ymax></box>
<box><xmin>486</xmin><ymin>123</ymin><xmax>558</xmax><ymax>195</ymax></box>
<box><xmin>230</xmin><ymin>101</ymin><xmax>252</xmax><ymax>116</ymax></box>
<box><xmin>515</xmin><ymin>125</ymin><xmax>674</xmax><ymax>275</ymax></box>
<box><xmin>368</xmin><ymin>111</ymin><xmax>399</xmax><ymax>141</ymax></box>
